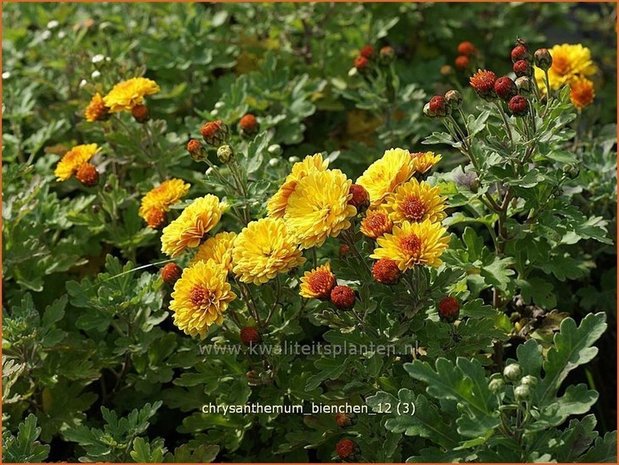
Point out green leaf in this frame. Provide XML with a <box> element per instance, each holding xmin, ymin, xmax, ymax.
<box><xmin>539</xmin><ymin>312</ymin><xmax>607</xmax><ymax>403</ymax></box>
<box><xmin>2</xmin><ymin>414</ymin><xmax>50</xmax><ymax>463</ymax></box>
<box><xmin>130</xmin><ymin>437</ymin><xmax>165</xmax><ymax>463</ymax></box>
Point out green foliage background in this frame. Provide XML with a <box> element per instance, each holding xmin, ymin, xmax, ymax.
<box><xmin>2</xmin><ymin>2</ymin><xmax>617</xmax><ymax>463</ymax></box>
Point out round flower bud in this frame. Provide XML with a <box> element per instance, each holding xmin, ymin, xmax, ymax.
<box><xmin>335</xmin><ymin>412</ymin><xmax>355</xmax><ymax>428</ymax></box>
<box><xmin>267</xmin><ymin>144</ymin><xmax>282</xmax><ymax>156</ymax></box>
<box><xmin>200</xmin><ymin>120</ymin><xmax>228</xmax><ymax>146</ymax></box>
<box><xmin>511</xmin><ymin>43</ymin><xmax>530</xmax><ymax>63</ymax></box>
<box><xmin>339</xmin><ymin>243</ymin><xmax>351</xmax><ymax>257</ymax></box>
<box><xmin>489</xmin><ymin>377</ymin><xmax>505</xmax><ymax>394</ymax></box>
<box><xmin>335</xmin><ymin>438</ymin><xmax>358</xmax><ymax>460</ymax></box>
<box><xmin>131</xmin><ymin>104</ymin><xmax>149</xmax><ymax>123</ymax></box>
<box><xmin>354</xmin><ymin>55</ymin><xmax>369</xmax><ymax>71</ymax></box>
<box><xmin>359</xmin><ymin>44</ymin><xmax>374</xmax><ymax>59</ymax></box>
<box><xmin>186</xmin><ymin>139</ymin><xmax>207</xmax><ymax>161</ymax></box>
<box><xmin>563</xmin><ymin>163</ymin><xmax>580</xmax><ymax>179</ymax></box>
<box><xmin>348</xmin><ymin>184</ymin><xmax>370</xmax><ymax>211</ymax></box>
<box><xmin>455</xmin><ymin>55</ymin><xmax>470</xmax><ymax>71</ymax></box>
<box><xmin>161</xmin><ymin>263</ymin><xmax>182</xmax><ymax>286</ymax></box>
<box><xmin>438</xmin><ymin>296</ymin><xmax>460</xmax><ymax>322</ymax></box>
<box><xmin>457</xmin><ymin>41</ymin><xmax>476</xmax><ymax>56</ymax></box>
<box><xmin>379</xmin><ymin>46</ymin><xmax>395</xmax><ymax>65</ymax></box>
<box><xmin>330</xmin><ymin>285</ymin><xmax>356</xmax><ymax>310</ymax></box>
<box><xmin>217</xmin><ymin>144</ymin><xmax>234</xmax><ymax>163</ymax></box>
<box><xmin>515</xmin><ymin>76</ymin><xmax>533</xmax><ymax>95</ymax></box>
<box><xmin>268</xmin><ymin>158</ymin><xmax>279</xmax><ymax>167</ymax></box>
<box><xmin>428</xmin><ymin>95</ymin><xmax>449</xmax><ymax>117</ymax></box>
<box><xmin>440</xmin><ymin>64</ymin><xmax>454</xmax><ymax>76</ymax></box>
<box><xmin>508</xmin><ymin>95</ymin><xmax>528</xmax><ymax>116</ymax></box>
<box><xmin>444</xmin><ymin>89</ymin><xmax>463</xmax><ymax>110</ymax></box>
<box><xmin>75</xmin><ymin>163</ymin><xmax>99</xmax><ymax>187</ymax></box>
<box><xmin>239</xmin><ymin>113</ymin><xmax>259</xmax><ymax>136</ymax></box>
<box><xmin>469</xmin><ymin>69</ymin><xmax>497</xmax><ymax>98</ymax></box>
<box><xmin>494</xmin><ymin>76</ymin><xmax>517</xmax><ymax>101</ymax></box>
<box><xmin>534</xmin><ymin>48</ymin><xmax>552</xmax><ymax>70</ymax></box>
<box><xmin>513</xmin><ymin>59</ymin><xmax>532</xmax><ymax>77</ymax></box>
<box><xmin>520</xmin><ymin>375</ymin><xmax>537</xmax><ymax>387</ymax></box>
<box><xmin>503</xmin><ymin>363</ymin><xmax>522</xmax><ymax>381</ymax></box>
<box><xmin>372</xmin><ymin>259</ymin><xmax>401</xmax><ymax>285</ymax></box>
<box><xmin>514</xmin><ymin>384</ymin><xmax>530</xmax><ymax>401</ymax></box>
<box><xmin>240</xmin><ymin>326</ymin><xmax>261</xmax><ymax>346</ymax></box>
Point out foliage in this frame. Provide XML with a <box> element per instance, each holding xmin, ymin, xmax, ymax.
<box><xmin>2</xmin><ymin>2</ymin><xmax>616</xmax><ymax>463</ymax></box>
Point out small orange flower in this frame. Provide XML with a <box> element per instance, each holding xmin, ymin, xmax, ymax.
<box><xmin>569</xmin><ymin>77</ymin><xmax>595</xmax><ymax>110</ymax></box>
<box><xmin>84</xmin><ymin>93</ymin><xmax>110</xmax><ymax>122</ymax></box>
<box><xmin>299</xmin><ymin>263</ymin><xmax>337</xmax><ymax>300</ymax></box>
<box><xmin>360</xmin><ymin>209</ymin><xmax>393</xmax><ymax>239</ymax></box>
<box><xmin>411</xmin><ymin>151</ymin><xmax>441</xmax><ymax>174</ymax></box>
<box><xmin>470</xmin><ymin>69</ymin><xmax>497</xmax><ymax>97</ymax></box>
<box><xmin>75</xmin><ymin>163</ymin><xmax>99</xmax><ymax>187</ymax></box>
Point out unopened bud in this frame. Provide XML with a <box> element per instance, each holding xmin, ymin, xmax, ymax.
<box><xmin>444</xmin><ymin>90</ymin><xmax>463</xmax><ymax>110</ymax></box>
<box><xmin>514</xmin><ymin>384</ymin><xmax>530</xmax><ymax>401</ymax></box>
<box><xmin>534</xmin><ymin>48</ymin><xmax>552</xmax><ymax>71</ymax></box>
<box><xmin>515</xmin><ymin>76</ymin><xmax>533</xmax><ymax>95</ymax></box>
<box><xmin>216</xmin><ymin>144</ymin><xmax>234</xmax><ymax>163</ymax></box>
<box><xmin>503</xmin><ymin>363</ymin><xmax>522</xmax><ymax>381</ymax></box>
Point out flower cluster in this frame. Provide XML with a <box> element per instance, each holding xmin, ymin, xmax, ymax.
<box><xmin>84</xmin><ymin>77</ymin><xmax>160</xmax><ymax>123</ymax></box>
<box><xmin>352</xmin><ymin>43</ymin><xmax>395</xmax><ymax>72</ymax></box>
<box><xmin>454</xmin><ymin>40</ymin><xmax>477</xmax><ymax>71</ymax></box>
<box><xmin>138</xmin><ymin>179</ymin><xmax>190</xmax><ymax>229</ymax></box>
<box><xmin>533</xmin><ymin>43</ymin><xmax>597</xmax><ymax>109</ymax></box>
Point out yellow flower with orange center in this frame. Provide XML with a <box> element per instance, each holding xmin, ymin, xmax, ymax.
<box><xmin>139</xmin><ymin>179</ymin><xmax>190</xmax><ymax>229</ymax></box>
<box><xmin>267</xmin><ymin>154</ymin><xmax>329</xmax><ymax>218</ymax></box>
<box><xmin>284</xmin><ymin>169</ymin><xmax>357</xmax><ymax>249</ymax></box>
<box><xmin>232</xmin><ymin>218</ymin><xmax>305</xmax><ymax>285</ymax></box>
<box><xmin>411</xmin><ymin>151</ymin><xmax>442</xmax><ymax>174</ymax></box>
<box><xmin>170</xmin><ymin>259</ymin><xmax>236</xmax><ymax>338</ymax></box>
<box><xmin>54</xmin><ymin>143</ymin><xmax>99</xmax><ymax>181</ymax></box>
<box><xmin>569</xmin><ymin>77</ymin><xmax>595</xmax><ymax>110</ymax></box>
<box><xmin>103</xmin><ymin>77</ymin><xmax>160</xmax><ymax>112</ymax></box>
<box><xmin>299</xmin><ymin>262</ymin><xmax>337</xmax><ymax>300</ymax></box>
<box><xmin>386</xmin><ymin>179</ymin><xmax>446</xmax><ymax>225</ymax></box>
<box><xmin>371</xmin><ymin>220</ymin><xmax>450</xmax><ymax>271</ymax></box>
<box><xmin>360</xmin><ymin>208</ymin><xmax>393</xmax><ymax>239</ymax></box>
<box><xmin>356</xmin><ymin>148</ymin><xmax>415</xmax><ymax>206</ymax></box>
<box><xmin>190</xmin><ymin>231</ymin><xmax>237</xmax><ymax>272</ymax></box>
<box><xmin>535</xmin><ymin>43</ymin><xmax>597</xmax><ymax>92</ymax></box>
<box><xmin>161</xmin><ymin>195</ymin><xmax>227</xmax><ymax>257</ymax></box>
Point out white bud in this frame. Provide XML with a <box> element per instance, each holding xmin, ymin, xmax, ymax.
<box><xmin>288</xmin><ymin>156</ymin><xmax>300</xmax><ymax>163</ymax></box>
<box><xmin>205</xmin><ymin>167</ymin><xmax>214</xmax><ymax>176</ymax></box>
<box><xmin>41</xmin><ymin>30</ymin><xmax>52</xmax><ymax>41</ymax></box>
<box><xmin>58</xmin><ymin>31</ymin><xmax>66</xmax><ymax>39</ymax></box>
<box><xmin>91</xmin><ymin>54</ymin><xmax>105</xmax><ymax>64</ymax></box>
<box><xmin>79</xmin><ymin>79</ymin><xmax>88</xmax><ymax>88</ymax></box>
<box><xmin>47</xmin><ymin>20</ymin><xmax>59</xmax><ymax>29</ymax></box>
<box><xmin>348</xmin><ymin>67</ymin><xmax>358</xmax><ymax>77</ymax></box>
<box><xmin>268</xmin><ymin>158</ymin><xmax>279</xmax><ymax>167</ymax></box>
<box><xmin>503</xmin><ymin>364</ymin><xmax>522</xmax><ymax>381</ymax></box>
<box><xmin>2</xmin><ymin>71</ymin><xmax>10</xmax><ymax>80</ymax></box>
<box><xmin>214</xmin><ymin>101</ymin><xmax>225</xmax><ymax>109</ymax></box>
<box><xmin>267</xmin><ymin>144</ymin><xmax>282</xmax><ymax>156</ymax></box>
<box><xmin>91</xmin><ymin>70</ymin><xmax>101</xmax><ymax>79</ymax></box>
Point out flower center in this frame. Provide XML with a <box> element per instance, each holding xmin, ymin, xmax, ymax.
<box><xmin>190</xmin><ymin>285</ymin><xmax>214</xmax><ymax>308</ymax></box>
<box><xmin>401</xmin><ymin>196</ymin><xmax>426</xmax><ymax>221</ymax></box>
<box><xmin>308</xmin><ymin>271</ymin><xmax>335</xmax><ymax>295</ymax></box>
<box><xmin>401</xmin><ymin>234</ymin><xmax>422</xmax><ymax>256</ymax></box>
<box><xmin>552</xmin><ymin>54</ymin><xmax>570</xmax><ymax>76</ymax></box>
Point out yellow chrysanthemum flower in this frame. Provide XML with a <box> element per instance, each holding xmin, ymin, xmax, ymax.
<box><xmin>232</xmin><ymin>218</ymin><xmax>305</xmax><ymax>285</ymax></box>
<box><xmin>84</xmin><ymin>93</ymin><xmax>110</xmax><ymax>122</ymax></box>
<box><xmin>161</xmin><ymin>195</ymin><xmax>227</xmax><ymax>257</ymax></box>
<box><xmin>54</xmin><ymin>143</ymin><xmax>99</xmax><ymax>181</ymax></box>
<box><xmin>139</xmin><ymin>179</ymin><xmax>191</xmax><ymax>229</ymax></box>
<box><xmin>190</xmin><ymin>231</ymin><xmax>237</xmax><ymax>272</ymax></box>
<box><xmin>170</xmin><ymin>259</ymin><xmax>236</xmax><ymax>339</ymax></box>
<box><xmin>371</xmin><ymin>220</ymin><xmax>450</xmax><ymax>271</ymax></box>
<box><xmin>386</xmin><ymin>179</ymin><xmax>446</xmax><ymax>225</ymax></box>
<box><xmin>299</xmin><ymin>262</ymin><xmax>336</xmax><ymax>300</ymax></box>
<box><xmin>360</xmin><ymin>208</ymin><xmax>393</xmax><ymax>239</ymax></box>
<box><xmin>103</xmin><ymin>77</ymin><xmax>160</xmax><ymax>112</ymax></box>
<box><xmin>356</xmin><ymin>148</ymin><xmax>416</xmax><ymax>206</ymax></box>
<box><xmin>535</xmin><ymin>43</ymin><xmax>597</xmax><ymax>92</ymax></box>
<box><xmin>569</xmin><ymin>77</ymin><xmax>595</xmax><ymax>110</ymax></box>
<box><xmin>284</xmin><ymin>169</ymin><xmax>357</xmax><ymax>249</ymax></box>
<box><xmin>267</xmin><ymin>153</ymin><xmax>329</xmax><ymax>218</ymax></box>
<box><xmin>411</xmin><ymin>151</ymin><xmax>442</xmax><ymax>174</ymax></box>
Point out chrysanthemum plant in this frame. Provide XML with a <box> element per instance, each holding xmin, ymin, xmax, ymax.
<box><xmin>364</xmin><ymin>40</ymin><xmax>615</xmax><ymax>461</ymax></box>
